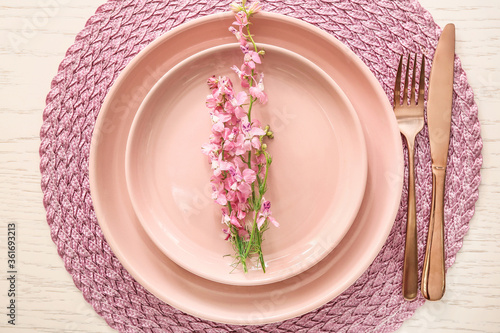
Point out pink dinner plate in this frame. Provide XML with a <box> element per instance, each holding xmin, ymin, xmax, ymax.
<box><xmin>89</xmin><ymin>12</ymin><xmax>403</xmax><ymax>325</ymax></box>
<box><xmin>125</xmin><ymin>43</ymin><xmax>367</xmax><ymax>286</ymax></box>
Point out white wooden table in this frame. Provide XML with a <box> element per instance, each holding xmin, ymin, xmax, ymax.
<box><xmin>0</xmin><ymin>1</ymin><xmax>498</xmax><ymax>332</ymax></box>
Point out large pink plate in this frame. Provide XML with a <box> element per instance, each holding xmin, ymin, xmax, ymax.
<box><xmin>125</xmin><ymin>43</ymin><xmax>367</xmax><ymax>286</ymax></box>
<box><xmin>89</xmin><ymin>12</ymin><xmax>403</xmax><ymax>325</ymax></box>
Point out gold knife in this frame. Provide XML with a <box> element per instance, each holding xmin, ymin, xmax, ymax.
<box><xmin>421</xmin><ymin>23</ymin><xmax>455</xmax><ymax>301</ymax></box>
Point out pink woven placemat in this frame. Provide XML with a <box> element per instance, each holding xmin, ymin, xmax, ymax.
<box><xmin>40</xmin><ymin>0</ymin><xmax>482</xmax><ymax>332</ymax></box>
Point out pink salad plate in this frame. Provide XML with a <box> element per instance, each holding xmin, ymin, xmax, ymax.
<box><xmin>125</xmin><ymin>43</ymin><xmax>367</xmax><ymax>286</ymax></box>
<box><xmin>89</xmin><ymin>12</ymin><xmax>403</xmax><ymax>325</ymax></box>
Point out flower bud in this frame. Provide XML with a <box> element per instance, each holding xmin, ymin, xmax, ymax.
<box><xmin>247</xmin><ymin>1</ymin><xmax>262</xmax><ymax>15</ymax></box>
<box><xmin>207</xmin><ymin>75</ymin><xmax>218</xmax><ymax>89</ymax></box>
<box><xmin>230</xmin><ymin>2</ymin><xmax>242</xmax><ymax>12</ymax></box>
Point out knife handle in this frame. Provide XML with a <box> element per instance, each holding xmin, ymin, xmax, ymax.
<box><xmin>421</xmin><ymin>166</ymin><xmax>446</xmax><ymax>301</ymax></box>
<box><xmin>402</xmin><ymin>141</ymin><xmax>418</xmax><ymax>300</ymax></box>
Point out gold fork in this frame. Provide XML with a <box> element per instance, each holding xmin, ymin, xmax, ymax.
<box><xmin>394</xmin><ymin>54</ymin><xmax>425</xmax><ymax>301</ymax></box>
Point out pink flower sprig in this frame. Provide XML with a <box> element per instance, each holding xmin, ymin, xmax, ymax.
<box><xmin>202</xmin><ymin>1</ymin><xmax>278</xmax><ymax>273</ymax></box>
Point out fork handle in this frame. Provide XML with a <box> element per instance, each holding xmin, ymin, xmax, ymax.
<box><xmin>421</xmin><ymin>166</ymin><xmax>446</xmax><ymax>301</ymax></box>
<box><xmin>402</xmin><ymin>140</ymin><xmax>419</xmax><ymax>300</ymax></box>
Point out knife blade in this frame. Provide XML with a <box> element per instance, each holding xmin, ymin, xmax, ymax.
<box><xmin>421</xmin><ymin>23</ymin><xmax>455</xmax><ymax>301</ymax></box>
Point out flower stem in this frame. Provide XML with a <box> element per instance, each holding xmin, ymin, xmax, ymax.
<box><xmin>233</xmin><ymin>226</ymin><xmax>248</xmax><ymax>272</ymax></box>
<box><xmin>244</xmin><ymin>211</ymin><xmax>259</xmax><ymax>259</ymax></box>
<box><xmin>246</xmin><ymin>24</ymin><xmax>258</xmax><ymax>52</ymax></box>
<box><xmin>263</xmin><ymin>152</ymin><xmax>271</xmax><ymax>187</ymax></box>
<box><xmin>247</xmin><ymin>96</ymin><xmax>255</xmax><ymax>120</ymax></box>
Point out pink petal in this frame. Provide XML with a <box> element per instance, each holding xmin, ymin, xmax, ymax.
<box><xmin>237</xmin><ymin>182</ymin><xmax>252</xmax><ymax>199</ymax></box>
<box><xmin>212</xmin><ymin>121</ymin><xmax>224</xmax><ymax>133</ymax></box>
<box><xmin>268</xmin><ymin>216</ymin><xmax>279</xmax><ymax>227</ymax></box>
<box><xmin>223</xmin><ymin>141</ymin><xmax>235</xmax><ymax>153</ymax></box>
<box><xmin>242</xmin><ymin>168</ymin><xmax>256</xmax><ymax>184</ymax></box>
<box><xmin>234</xmin><ymin>147</ymin><xmax>246</xmax><ymax>156</ymax></box>
<box><xmin>251</xmin><ymin>126</ymin><xmax>266</xmax><ymax>136</ymax></box>
<box><xmin>242</xmin><ymin>140</ymin><xmax>252</xmax><ymax>152</ymax></box>
<box><xmin>219</xmin><ymin>160</ymin><xmax>233</xmax><ymax>171</ymax></box>
<box><xmin>237</xmin><ymin>209</ymin><xmax>246</xmax><ymax>220</ymax></box>
<box><xmin>257</xmin><ymin>91</ymin><xmax>268</xmax><ymax>104</ymax></box>
<box><xmin>233</xmin><ymin>156</ymin><xmax>247</xmax><ymax>169</ymax></box>
<box><xmin>257</xmin><ymin>216</ymin><xmax>265</xmax><ymax>229</ymax></box>
<box><xmin>249</xmin><ymin>86</ymin><xmax>260</xmax><ymax>99</ymax></box>
<box><xmin>235</xmin><ymin>133</ymin><xmax>245</xmax><ymax>145</ymax></box>
<box><xmin>234</xmin><ymin>106</ymin><xmax>247</xmax><ymax>119</ymax></box>
<box><xmin>217</xmin><ymin>112</ymin><xmax>232</xmax><ymax>123</ymax></box>
<box><xmin>226</xmin><ymin>190</ymin><xmax>236</xmax><ymax>202</ymax></box>
<box><xmin>234</xmin><ymin>135</ymin><xmax>248</xmax><ymax>155</ymax></box>
<box><xmin>251</xmin><ymin>137</ymin><xmax>261</xmax><ymax>149</ymax></box>
<box><xmin>206</xmin><ymin>97</ymin><xmax>217</xmax><ymax>109</ymax></box>
<box><xmin>240</xmin><ymin>80</ymin><xmax>250</xmax><ymax>88</ymax></box>
<box><xmin>215</xmin><ymin>195</ymin><xmax>227</xmax><ymax>206</ymax></box>
<box><xmin>234</xmin><ymin>11</ymin><xmax>248</xmax><ymax>26</ymax></box>
<box><xmin>201</xmin><ymin>143</ymin><xmax>215</xmax><ymax>155</ymax></box>
<box><xmin>231</xmin><ymin>64</ymin><xmax>242</xmax><ymax>76</ymax></box>
<box><xmin>235</xmin><ymin>91</ymin><xmax>248</xmax><ymax>104</ymax></box>
<box><xmin>221</xmin><ymin>127</ymin><xmax>231</xmax><ymax>140</ymax></box>
<box><xmin>251</xmin><ymin>52</ymin><xmax>261</xmax><ymax>64</ymax></box>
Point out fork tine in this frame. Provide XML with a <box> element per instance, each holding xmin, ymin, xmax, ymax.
<box><xmin>410</xmin><ymin>54</ymin><xmax>417</xmax><ymax>105</ymax></box>
<box><xmin>403</xmin><ymin>55</ymin><xmax>411</xmax><ymax>105</ymax></box>
<box><xmin>418</xmin><ymin>55</ymin><xmax>426</xmax><ymax>105</ymax></box>
<box><xmin>394</xmin><ymin>55</ymin><xmax>403</xmax><ymax>107</ymax></box>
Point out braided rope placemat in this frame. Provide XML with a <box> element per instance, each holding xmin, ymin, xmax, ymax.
<box><xmin>40</xmin><ymin>0</ymin><xmax>482</xmax><ymax>332</ymax></box>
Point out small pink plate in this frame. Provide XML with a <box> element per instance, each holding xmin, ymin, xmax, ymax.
<box><xmin>125</xmin><ymin>44</ymin><xmax>367</xmax><ymax>286</ymax></box>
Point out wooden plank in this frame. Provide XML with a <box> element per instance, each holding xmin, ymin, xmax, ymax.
<box><xmin>0</xmin><ymin>0</ymin><xmax>499</xmax><ymax>332</ymax></box>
